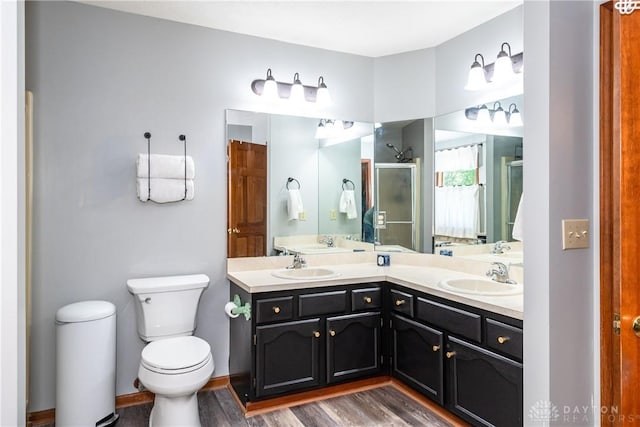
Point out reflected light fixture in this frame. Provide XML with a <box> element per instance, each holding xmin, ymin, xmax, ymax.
<box><xmin>465</xmin><ymin>102</ymin><xmax>523</xmax><ymax>127</ymax></box>
<box><xmin>508</xmin><ymin>103</ymin><xmax>523</xmax><ymax>127</ymax></box>
<box><xmin>464</xmin><ymin>42</ymin><xmax>523</xmax><ymax>91</ymax></box>
<box><xmin>315</xmin><ymin>119</ymin><xmax>354</xmax><ymax>139</ymax></box>
<box><xmin>492</xmin><ymin>101</ymin><xmax>508</xmax><ymax>126</ymax></box>
<box><xmin>251</xmin><ymin>69</ymin><xmax>331</xmax><ymax>104</ymax></box>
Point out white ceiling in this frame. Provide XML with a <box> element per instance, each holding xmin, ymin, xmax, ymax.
<box><xmin>78</xmin><ymin>1</ymin><xmax>522</xmax><ymax>57</ymax></box>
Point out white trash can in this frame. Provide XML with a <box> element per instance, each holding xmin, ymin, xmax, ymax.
<box><xmin>56</xmin><ymin>300</ymin><xmax>119</xmax><ymax>427</ymax></box>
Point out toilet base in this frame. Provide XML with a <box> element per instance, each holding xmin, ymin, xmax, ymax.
<box><xmin>149</xmin><ymin>392</ymin><xmax>201</xmax><ymax>427</ymax></box>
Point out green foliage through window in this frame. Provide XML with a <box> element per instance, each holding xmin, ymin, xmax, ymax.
<box><xmin>444</xmin><ymin>169</ymin><xmax>476</xmax><ymax>186</ymax></box>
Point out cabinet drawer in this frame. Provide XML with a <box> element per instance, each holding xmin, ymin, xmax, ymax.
<box><xmin>485</xmin><ymin>318</ymin><xmax>523</xmax><ymax>360</ymax></box>
<box><xmin>416</xmin><ymin>298</ymin><xmax>481</xmax><ymax>342</ymax></box>
<box><xmin>351</xmin><ymin>287</ymin><xmax>382</xmax><ymax>311</ymax></box>
<box><xmin>255</xmin><ymin>296</ymin><xmax>293</xmax><ymax>324</ymax></box>
<box><xmin>299</xmin><ymin>290</ymin><xmax>347</xmax><ymax>317</ymax></box>
<box><xmin>390</xmin><ymin>289</ymin><xmax>414</xmax><ymax>317</ymax></box>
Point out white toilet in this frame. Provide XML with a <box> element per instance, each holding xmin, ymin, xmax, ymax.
<box><xmin>127</xmin><ymin>274</ymin><xmax>213</xmax><ymax>427</ymax></box>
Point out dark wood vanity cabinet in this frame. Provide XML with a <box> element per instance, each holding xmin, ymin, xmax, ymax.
<box><xmin>388</xmin><ymin>285</ymin><xmax>523</xmax><ymax>427</ymax></box>
<box><xmin>229</xmin><ymin>280</ymin><xmax>522</xmax><ymax>425</ymax></box>
<box><xmin>229</xmin><ymin>283</ymin><xmax>383</xmax><ymax>403</ymax></box>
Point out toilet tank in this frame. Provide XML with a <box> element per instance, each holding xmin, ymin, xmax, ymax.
<box><xmin>126</xmin><ymin>274</ymin><xmax>209</xmax><ymax>342</ymax></box>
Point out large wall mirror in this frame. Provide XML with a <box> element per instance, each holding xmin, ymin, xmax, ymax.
<box><xmin>374</xmin><ymin>94</ymin><xmax>523</xmax><ymax>266</ymax></box>
<box><xmin>226</xmin><ymin>109</ymin><xmax>375</xmax><ymax>257</ymax></box>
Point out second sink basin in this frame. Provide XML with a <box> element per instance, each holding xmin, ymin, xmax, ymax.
<box><xmin>438</xmin><ymin>277</ymin><xmax>523</xmax><ymax>296</ymax></box>
<box><xmin>272</xmin><ymin>268</ymin><xmax>340</xmax><ymax>280</ymax></box>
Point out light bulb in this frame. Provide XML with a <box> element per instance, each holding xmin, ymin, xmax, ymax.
<box><xmin>492</xmin><ymin>102</ymin><xmax>507</xmax><ymax>126</ymax></box>
<box><xmin>477</xmin><ymin>105</ymin><xmax>491</xmax><ymax>125</ymax></box>
<box><xmin>465</xmin><ymin>54</ymin><xmax>487</xmax><ymax>91</ymax></box>
<box><xmin>492</xmin><ymin>42</ymin><xmax>514</xmax><ymax>83</ymax></box>
<box><xmin>289</xmin><ymin>73</ymin><xmax>305</xmax><ymax>103</ymax></box>
<box><xmin>315</xmin><ymin>120</ymin><xmax>328</xmax><ymax>139</ymax></box>
<box><xmin>507</xmin><ymin>103</ymin><xmax>523</xmax><ymax>126</ymax></box>
<box><xmin>316</xmin><ymin>76</ymin><xmax>331</xmax><ymax>106</ymax></box>
<box><xmin>262</xmin><ymin>69</ymin><xmax>278</xmax><ymax>100</ymax></box>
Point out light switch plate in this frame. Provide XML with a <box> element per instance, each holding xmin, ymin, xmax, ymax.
<box><xmin>298</xmin><ymin>211</ymin><xmax>306</xmax><ymax>221</ymax></box>
<box><xmin>562</xmin><ymin>219</ymin><xmax>589</xmax><ymax>250</ymax></box>
<box><xmin>329</xmin><ymin>210</ymin><xmax>337</xmax><ymax>221</ymax></box>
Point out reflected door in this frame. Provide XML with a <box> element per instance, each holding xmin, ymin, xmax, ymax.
<box><xmin>375</xmin><ymin>164</ymin><xmax>416</xmax><ymax>251</ymax></box>
<box><xmin>227</xmin><ymin>140</ymin><xmax>267</xmax><ymax>257</ymax></box>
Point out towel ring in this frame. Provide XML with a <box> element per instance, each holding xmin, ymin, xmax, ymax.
<box><xmin>286</xmin><ymin>177</ymin><xmax>301</xmax><ymax>190</ymax></box>
<box><xmin>342</xmin><ymin>178</ymin><xmax>355</xmax><ymax>190</ymax></box>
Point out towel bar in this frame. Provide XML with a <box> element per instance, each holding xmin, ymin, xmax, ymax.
<box><xmin>142</xmin><ymin>132</ymin><xmax>189</xmax><ymax>203</ymax></box>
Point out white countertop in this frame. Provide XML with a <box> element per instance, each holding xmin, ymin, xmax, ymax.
<box><xmin>226</xmin><ymin>253</ymin><xmax>523</xmax><ymax>320</ymax></box>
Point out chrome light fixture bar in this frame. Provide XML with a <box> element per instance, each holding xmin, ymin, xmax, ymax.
<box><xmin>251</xmin><ymin>68</ymin><xmax>331</xmax><ymax>105</ymax></box>
<box><xmin>465</xmin><ymin>42</ymin><xmax>524</xmax><ymax>91</ymax></box>
<box><xmin>465</xmin><ymin>102</ymin><xmax>523</xmax><ymax>126</ymax></box>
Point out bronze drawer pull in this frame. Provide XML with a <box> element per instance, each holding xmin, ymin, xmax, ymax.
<box><xmin>446</xmin><ymin>351</ymin><xmax>456</xmax><ymax>359</ymax></box>
<box><xmin>497</xmin><ymin>336</ymin><xmax>510</xmax><ymax>344</ymax></box>
<box><xmin>313</xmin><ymin>331</ymin><xmax>320</xmax><ymax>338</ymax></box>
<box><xmin>273</xmin><ymin>306</ymin><xmax>280</xmax><ymax>314</ymax></box>
<box><xmin>432</xmin><ymin>345</ymin><xmax>440</xmax><ymax>352</ymax></box>
<box><xmin>395</xmin><ymin>299</ymin><xmax>406</xmax><ymax>306</ymax></box>
<box><xmin>329</xmin><ymin>330</ymin><xmax>336</xmax><ymax>337</ymax></box>
<box><xmin>364</xmin><ymin>296</ymin><xmax>372</xmax><ymax>303</ymax></box>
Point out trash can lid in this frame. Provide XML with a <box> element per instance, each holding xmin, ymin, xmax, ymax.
<box><xmin>56</xmin><ymin>300</ymin><xmax>116</xmax><ymax>323</ymax></box>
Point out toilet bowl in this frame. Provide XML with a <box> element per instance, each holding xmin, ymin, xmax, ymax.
<box><xmin>138</xmin><ymin>336</ymin><xmax>214</xmax><ymax>427</ymax></box>
<box><xmin>126</xmin><ymin>274</ymin><xmax>212</xmax><ymax>427</ymax></box>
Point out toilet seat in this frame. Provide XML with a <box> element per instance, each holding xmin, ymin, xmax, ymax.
<box><xmin>141</xmin><ymin>336</ymin><xmax>211</xmax><ymax>375</ymax></box>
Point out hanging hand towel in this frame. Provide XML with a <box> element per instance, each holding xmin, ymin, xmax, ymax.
<box><xmin>287</xmin><ymin>189</ymin><xmax>304</xmax><ymax>221</ymax></box>
<box><xmin>339</xmin><ymin>190</ymin><xmax>358</xmax><ymax>219</ymax></box>
<box><xmin>137</xmin><ymin>154</ymin><xmax>195</xmax><ymax>180</ymax></box>
<box><xmin>512</xmin><ymin>193</ymin><xmax>524</xmax><ymax>241</ymax></box>
<box><xmin>137</xmin><ymin>178</ymin><xmax>194</xmax><ymax>203</ymax></box>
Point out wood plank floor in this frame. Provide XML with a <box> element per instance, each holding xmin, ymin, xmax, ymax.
<box><xmin>101</xmin><ymin>386</ymin><xmax>456</xmax><ymax>427</ymax></box>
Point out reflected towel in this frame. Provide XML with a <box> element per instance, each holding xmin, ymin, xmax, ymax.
<box><xmin>339</xmin><ymin>190</ymin><xmax>358</xmax><ymax>219</ymax></box>
<box><xmin>137</xmin><ymin>154</ymin><xmax>195</xmax><ymax>180</ymax></box>
<box><xmin>137</xmin><ymin>178</ymin><xmax>194</xmax><ymax>203</ymax></box>
<box><xmin>512</xmin><ymin>193</ymin><xmax>523</xmax><ymax>241</ymax></box>
<box><xmin>287</xmin><ymin>189</ymin><xmax>304</xmax><ymax>221</ymax></box>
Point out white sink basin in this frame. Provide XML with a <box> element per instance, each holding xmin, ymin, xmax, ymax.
<box><xmin>272</xmin><ymin>268</ymin><xmax>340</xmax><ymax>280</ymax></box>
<box><xmin>437</xmin><ymin>277</ymin><xmax>523</xmax><ymax>296</ymax></box>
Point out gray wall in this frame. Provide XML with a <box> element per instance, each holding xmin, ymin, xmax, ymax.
<box><xmin>25</xmin><ymin>1</ymin><xmax>373</xmax><ymax>411</ymax></box>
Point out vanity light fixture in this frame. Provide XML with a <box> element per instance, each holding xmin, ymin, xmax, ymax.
<box><xmin>465</xmin><ymin>102</ymin><xmax>523</xmax><ymax>127</ymax></box>
<box><xmin>251</xmin><ymin>68</ymin><xmax>331</xmax><ymax>104</ymax></box>
<box><xmin>315</xmin><ymin>119</ymin><xmax>354</xmax><ymax>139</ymax></box>
<box><xmin>464</xmin><ymin>42</ymin><xmax>524</xmax><ymax>91</ymax></box>
<box><xmin>507</xmin><ymin>103</ymin><xmax>523</xmax><ymax>127</ymax></box>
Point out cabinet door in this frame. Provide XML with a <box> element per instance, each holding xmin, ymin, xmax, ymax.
<box><xmin>255</xmin><ymin>318</ymin><xmax>322</xmax><ymax>398</ymax></box>
<box><xmin>446</xmin><ymin>336</ymin><xmax>523</xmax><ymax>427</ymax></box>
<box><xmin>391</xmin><ymin>314</ymin><xmax>444</xmax><ymax>404</ymax></box>
<box><xmin>326</xmin><ymin>312</ymin><xmax>381</xmax><ymax>384</ymax></box>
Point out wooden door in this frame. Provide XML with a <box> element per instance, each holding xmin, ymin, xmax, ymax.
<box><xmin>227</xmin><ymin>140</ymin><xmax>267</xmax><ymax>258</ymax></box>
<box><xmin>600</xmin><ymin>3</ymin><xmax>640</xmax><ymax>423</ymax></box>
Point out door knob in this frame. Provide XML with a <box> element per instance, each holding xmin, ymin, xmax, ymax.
<box><xmin>233</xmin><ymin>227</ymin><xmax>240</xmax><ymax>234</ymax></box>
<box><xmin>633</xmin><ymin>316</ymin><xmax>640</xmax><ymax>337</ymax></box>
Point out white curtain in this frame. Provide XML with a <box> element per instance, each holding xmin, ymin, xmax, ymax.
<box><xmin>434</xmin><ymin>185</ymin><xmax>481</xmax><ymax>238</ymax></box>
<box><xmin>435</xmin><ymin>145</ymin><xmax>478</xmax><ymax>172</ymax></box>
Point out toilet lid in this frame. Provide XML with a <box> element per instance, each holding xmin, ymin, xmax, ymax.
<box><xmin>141</xmin><ymin>336</ymin><xmax>211</xmax><ymax>372</ymax></box>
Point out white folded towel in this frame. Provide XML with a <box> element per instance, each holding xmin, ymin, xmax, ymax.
<box><xmin>137</xmin><ymin>178</ymin><xmax>194</xmax><ymax>203</ymax></box>
<box><xmin>137</xmin><ymin>154</ymin><xmax>195</xmax><ymax>180</ymax></box>
<box><xmin>287</xmin><ymin>189</ymin><xmax>304</xmax><ymax>221</ymax></box>
<box><xmin>512</xmin><ymin>193</ymin><xmax>523</xmax><ymax>241</ymax></box>
<box><xmin>339</xmin><ymin>190</ymin><xmax>358</xmax><ymax>219</ymax></box>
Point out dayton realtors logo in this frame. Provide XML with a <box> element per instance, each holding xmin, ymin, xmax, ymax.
<box><xmin>529</xmin><ymin>400</ymin><xmax>560</xmax><ymax>423</ymax></box>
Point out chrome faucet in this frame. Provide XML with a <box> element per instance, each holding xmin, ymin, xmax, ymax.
<box><xmin>491</xmin><ymin>240</ymin><xmax>511</xmax><ymax>254</ymax></box>
<box><xmin>486</xmin><ymin>262</ymin><xmax>517</xmax><ymax>284</ymax></box>
<box><xmin>319</xmin><ymin>235</ymin><xmax>335</xmax><ymax>248</ymax></box>
<box><xmin>287</xmin><ymin>254</ymin><xmax>306</xmax><ymax>269</ymax></box>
